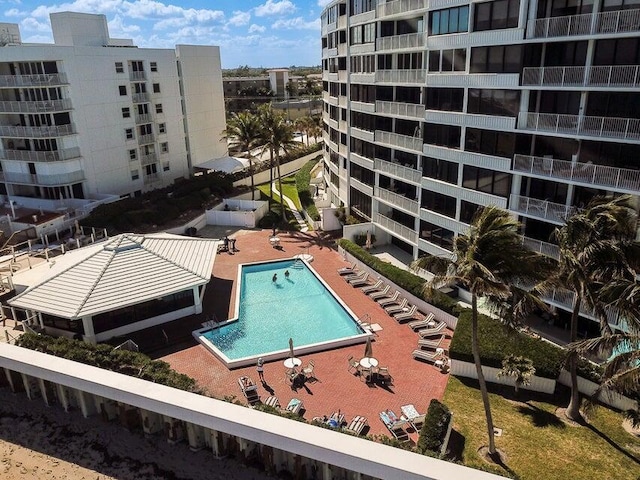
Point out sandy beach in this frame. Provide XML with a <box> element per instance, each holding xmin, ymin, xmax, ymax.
<box><xmin>0</xmin><ymin>388</ymin><xmax>271</xmax><ymax>480</ymax></box>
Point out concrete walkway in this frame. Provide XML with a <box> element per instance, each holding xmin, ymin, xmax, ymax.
<box><xmin>271</xmin><ymin>181</ymin><xmax>309</xmax><ymax>232</ymax></box>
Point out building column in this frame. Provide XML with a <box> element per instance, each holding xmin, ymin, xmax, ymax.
<box><xmin>186</xmin><ymin>422</ymin><xmax>205</xmax><ymax>451</ymax></box>
<box><xmin>77</xmin><ymin>391</ymin><xmax>98</xmax><ymax>418</ymax></box>
<box><xmin>193</xmin><ymin>286</ymin><xmax>202</xmax><ymax>314</ymax></box>
<box><xmin>81</xmin><ymin>316</ymin><xmax>95</xmax><ymax>343</ymax></box>
<box><xmin>57</xmin><ymin>384</ymin><xmax>70</xmax><ymax>412</ymax></box>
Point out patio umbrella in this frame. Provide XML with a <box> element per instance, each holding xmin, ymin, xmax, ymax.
<box><xmin>289</xmin><ymin>337</ymin><xmax>295</xmax><ymax>358</ymax></box>
<box><xmin>365</xmin><ymin>230</ymin><xmax>372</xmax><ymax>250</ymax></box>
<box><xmin>364</xmin><ymin>337</ymin><xmax>373</xmax><ymax>358</ymax></box>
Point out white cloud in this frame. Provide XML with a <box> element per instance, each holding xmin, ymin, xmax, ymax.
<box><xmin>272</xmin><ymin>17</ymin><xmax>320</xmax><ymax>30</ymax></box>
<box><xmin>317</xmin><ymin>0</ymin><xmax>333</xmax><ymax>7</ymax></box>
<box><xmin>108</xmin><ymin>14</ymin><xmax>140</xmax><ymax>35</ymax></box>
<box><xmin>20</xmin><ymin>17</ymin><xmax>51</xmax><ymax>33</ymax></box>
<box><xmin>228</xmin><ymin>10</ymin><xmax>250</xmax><ymax>26</ymax></box>
<box><xmin>254</xmin><ymin>0</ymin><xmax>295</xmax><ymax>17</ymax></box>
<box><xmin>4</xmin><ymin>8</ymin><xmax>26</xmax><ymax>17</ymax></box>
<box><xmin>248</xmin><ymin>24</ymin><xmax>266</xmax><ymax>33</ymax></box>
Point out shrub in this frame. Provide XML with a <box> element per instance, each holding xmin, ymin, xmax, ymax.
<box><xmin>449</xmin><ymin>310</ymin><xmax>566</xmax><ymax>379</ymax></box>
<box><xmin>417</xmin><ymin>399</ymin><xmax>452</xmax><ymax>455</ymax></box>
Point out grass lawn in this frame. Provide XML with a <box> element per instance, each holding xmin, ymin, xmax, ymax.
<box><xmin>257</xmin><ymin>176</ymin><xmax>302</xmax><ymax>211</ymax></box>
<box><xmin>444</xmin><ymin>376</ymin><xmax>640</xmax><ymax>480</ymax></box>
<box><xmin>255</xmin><ymin>188</ymin><xmax>300</xmax><ymax>231</ymax></box>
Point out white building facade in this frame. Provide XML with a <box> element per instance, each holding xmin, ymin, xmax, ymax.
<box><xmin>0</xmin><ymin>12</ymin><xmax>227</xmax><ymax>203</ymax></box>
<box><xmin>320</xmin><ymin>0</ymin><xmax>640</xmax><ymax>329</ymax></box>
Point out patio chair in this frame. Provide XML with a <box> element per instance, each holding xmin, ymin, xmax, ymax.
<box><xmin>384</xmin><ymin>298</ymin><xmax>408</xmax><ymax>315</ymax></box>
<box><xmin>337</xmin><ymin>262</ymin><xmax>357</xmax><ymax>276</ymax></box>
<box><xmin>348</xmin><ymin>273</ymin><xmax>370</xmax><ymax>287</ymax></box>
<box><xmin>347</xmin><ymin>355</ymin><xmax>360</xmax><ymax>374</ymax></box>
<box><xmin>286</xmin><ymin>398</ymin><xmax>304</xmax><ymax>415</ymax></box>
<box><xmin>263</xmin><ymin>395</ymin><xmax>280</xmax><ymax>409</ymax></box>
<box><xmin>409</xmin><ymin>414</ymin><xmax>426</xmax><ymax>432</ymax></box>
<box><xmin>344</xmin><ymin>415</ymin><xmax>368</xmax><ymax>436</ymax></box>
<box><xmin>377</xmin><ymin>291</ymin><xmax>400</xmax><ymax>306</ymax></box>
<box><xmin>417</xmin><ymin>335</ymin><xmax>445</xmax><ymax>351</ymax></box>
<box><xmin>360</xmin><ymin>280</ymin><xmax>383</xmax><ymax>294</ymax></box>
<box><xmin>368</xmin><ymin>285</ymin><xmax>391</xmax><ymax>300</ymax></box>
<box><xmin>377</xmin><ymin>366</ymin><xmax>393</xmax><ymax>385</ymax></box>
<box><xmin>393</xmin><ymin>305</ymin><xmax>418</xmax><ymax>323</ymax></box>
<box><xmin>417</xmin><ymin>322</ymin><xmax>448</xmax><ymax>338</ymax></box>
<box><xmin>379</xmin><ymin>410</ymin><xmax>410</xmax><ymax>443</ymax></box>
<box><xmin>411</xmin><ymin>349</ymin><xmax>443</xmax><ymax>364</ymax></box>
<box><xmin>408</xmin><ymin>313</ymin><xmax>436</xmax><ymax>331</ymax></box>
<box><xmin>344</xmin><ymin>271</ymin><xmax>366</xmax><ymax>282</ymax></box>
<box><xmin>302</xmin><ymin>360</ymin><xmax>316</xmax><ymax>381</ymax></box>
<box><xmin>238</xmin><ymin>376</ymin><xmax>260</xmax><ymax>404</ymax></box>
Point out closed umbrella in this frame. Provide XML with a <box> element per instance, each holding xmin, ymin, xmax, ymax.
<box><xmin>365</xmin><ymin>230</ymin><xmax>372</xmax><ymax>250</ymax></box>
<box><xmin>364</xmin><ymin>337</ymin><xmax>373</xmax><ymax>358</ymax></box>
<box><xmin>289</xmin><ymin>337</ymin><xmax>295</xmax><ymax>358</ymax></box>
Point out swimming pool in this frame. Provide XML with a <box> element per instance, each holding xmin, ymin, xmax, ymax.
<box><xmin>194</xmin><ymin>258</ymin><xmax>369</xmax><ymax>368</ymax></box>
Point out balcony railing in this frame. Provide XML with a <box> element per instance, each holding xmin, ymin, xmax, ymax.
<box><xmin>375</xmin><ymin>213</ymin><xmax>418</xmax><ymax>245</ymax></box>
<box><xmin>543</xmin><ymin>288</ymin><xmax>621</xmax><ymax>325</ymax></box>
<box><xmin>132</xmin><ymin>92</ymin><xmax>149</xmax><ymax>103</ymax></box>
<box><xmin>0</xmin><ymin>124</ymin><xmax>76</xmax><ymax>138</ymax></box>
<box><xmin>140</xmin><ymin>152</ymin><xmax>158</xmax><ymax>166</ymax></box>
<box><xmin>0</xmin><ymin>73</ymin><xmax>68</xmax><ymax>88</ymax></box>
<box><xmin>0</xmin><ymin>99</ymin><xmax>72</xmax><ymax>113</ymax></box>
<box><xmin>135</xmin><ymin>113</ymin><xmax>153</xmax><ymax>124</ymax></box>
<box><xmin>129</xmin><ymin>71</ymin><xmax>146</xmax><ymax>81</ymax></box>
<box><xmin>375</xmin><ymin>187</ymin><xmax>420</xmax><ymax>214</ymax></box>
<box><xmin>523</xmin><ymin>237</ymin><xmax>560</xmax><ymax>260</ymax></box>
<box><xmin>374</xmin><ymin>130</ymin><xmax>423</xmax><ymax>152</ymax></box>
<box><xmin>514</xmin><ymin>154</ymin><xmax>640</xmax><ymax>192</ymax></box>
<box><xmin>374</xmin><ymin>158</ymin><xmax>422</xmax><ymax>184</ymax></box>
<box><xmin>375</xmin><ymin>100</ymin><xmax>425</xmax><ymax>119</ymax></box>
<box><xmin>138</xmin><ymin>133</ymin><xmax>155</xmax><ymax>145</ymax></box>
<box><xmin>0</xmin><ymin>169</ymin><xmax>84</xmax><ymax>186</ymax></box>
<box><xmin>522</xmin><ymin>65</ymin><xmax>640</xmax><ymax>88</ymax></box>
<box><xmin>376</xmin><ymin>32</ymin><xmax>425</xmax><ymax>51</ymax></box>
<box><xmin>510</xmin><ymin>194</ymin><xmax>576</xmax><ymax>224</ymax></box>
<box><xmin>143</xmin><ymin>172</ymin><xmax>160</xmax><ymax>185</ymax></box>
<box><xmin>0</xmin><ymin>147</ymin><xmax>81</xmax><ymax>163</ymax></box>
<box><xmin>528</xmin><ymin>8</ymin><xmax>640</xmax><ymax>38</ymax></box>
<box><xmin>375</xmin><ymin>69</ymin><xmax>426</xmax><ymax>84</ymax></box>
<box><xmin>378</xmin><ymin>0</ymin><xmax>426</xmax><ymax>16</ymax></box>
<box><xmin>518</xmin><ymin>112</ymin><xmax>640</xmax><ymax>140</ymax></box>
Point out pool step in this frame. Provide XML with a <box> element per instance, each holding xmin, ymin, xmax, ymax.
<box><xmin>291</xmin><ymin>262</ymin><xmax>304</xmax><ymax>270</ymax></box>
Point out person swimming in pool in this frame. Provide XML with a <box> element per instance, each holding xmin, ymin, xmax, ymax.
<box><xmin>285</xmin><ymin>270</ymin><xmax>290</xmax><ymax>278</ymax></box>
<box><xmin>272</xmin><ymin>273</ymin><xmax>277</xmax><ymax>282</ymax></box>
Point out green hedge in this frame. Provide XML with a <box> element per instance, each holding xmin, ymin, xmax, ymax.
<box><xmin>337</xmin><ymin>239</ymin><xmax>459</xmax><ymax>315</ymax></box>
<box><xmin>449</xmin><ymin>310</ymin><xmax>566</xmax><ymax>379</ymax></box>
<box><xmin>418</xmin><ymin>399</ymin><xmax>452</xmax><ymax>455</ymax></box>
<box><xmin>294</xmin><ymin>157</ymin><xmax>321</xmax><ymax>221</ymax></box>
<box><xmin>15</xmin><ymin>333</ymin><xmax>199</xmax><ymax>393</ymax></box>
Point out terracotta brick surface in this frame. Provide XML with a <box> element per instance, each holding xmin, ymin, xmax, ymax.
<box><xmin>161</xmin><ymin>229</ymin><xmax>451</xmax><ymax>440</ymax></box>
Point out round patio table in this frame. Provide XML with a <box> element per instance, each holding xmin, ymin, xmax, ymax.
<box><xmin>359</xmin><ymin>357</ymin><xmax>378</xmax><ymax>369</ymax></box>
<box><xmin>284</xmin><ymin>357</ymin><xmax>302</xmax><ymax>369</ymax></box>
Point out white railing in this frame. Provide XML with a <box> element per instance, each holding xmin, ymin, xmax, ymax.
<box><xmin>378</xmin><ymin>0</ymin><xmax>426</xmax><ymax>16</ymax></box>
<box><xmin>376</xmin><ymin>32</ymin><xmax>425</xmax><ymax>51</ymax></box>
<box><xmin>140</xmin><ymin>153</ymin><xmax>158</xmax><ymax>166</ymax></box>
<box><xmin>143</xmin><ymin>172</ymin><xmax>160</xmax><ymax>184</ymax></box>
<box><xmin>129</xmin><ymin>71</ymin><xmax>146</xmax><ymax>81</ymax></box>
<box><xmin>543</xmin><ymin>288</ymin><xmax>621</xmax><ymax>326</ymax></box>
<box><xmin>132</xmin><ymin>92</ymin><xmax>149</xmax><ymax>103</ymax></box>
<box><xmin>0</xmin><ymin>99</ymin><xmax>72</xmax><ymax>113</ymax></box>
<box><xmin>138</xmin><ymin>133</ymin><xmax>155</xmax><ymax>145</ymax></box>
<box><xmin>522</xmin><ymin>65</ymin><xmax>640</xmax><ymax>87</ymax></box>
<box><xmin>375</xmin><ymin>158</ymin><xmax>422</xmax><ymax>184</ymax></box>
<box><xmin>528</xmin><ymin>8</ymin><xmax>640</xmax><ymax>38</ymax></box>
<box><xmin>375</xmin><ymin>213</ymin><xmax>418</xmax><ymax>245</ymax></box>
<box><xmin>0</xmin><ymin>147</ymin><xmax>81</xmax><ymax>163</ymax></box>
<box><xmin>509</xmin><ymin>194</ymin><xmax>576</xmax><ymax>224</ymax></box>
<box><xmin>513</xmin><ymin>154</ymin><xmax>640</xmax><ymax>192</ymax></box>
<box><xmin>374</xmin><ymin>130</ymin><xmax>423</xmax><ymax>152</ymax></box>
<box><xmin>375</xmin><ymin>187</ymin><xmax>420</xmax><ymax>214</ymax></box>
<box><xmin>0</xmin><ymin>73</ymin><xmax>68</xmax><ymax>87</ymax></box>
<box><xmin>523</xmin><ymin>236</ymin><xmax>560</xmax><ymax>260</ymax></box>
<box><xmin>375</xmin><ymin>100</ymin><xmax>425</xmax><ymax>119</ymax></box>
<box><xmin>0</xmin><ymin>124</ymin><xmax>76</xmax><ymax>138</ymax></box>
<box><xmin>0</xmin><ymin>169</ymin><xmax>84</xmax><ymax>186</ymax></box>
<box><xmin>375</xmin><ymin>69</ymin><xmax>426</xmax><ymax>84</ymax></box>
<box><xmin>518</xmin><ymin>112</ymin><xmax>640</xmax><ymax>140</ymax></box>
<box><xmin>135</xmin><ymin>113</ymin><xmax>153</xmax><ymax>124</ymax></box>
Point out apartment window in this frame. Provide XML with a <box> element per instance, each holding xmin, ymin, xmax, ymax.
<box><xmin>350</xmin><ymin>163</ymin><xmax>375</xmax><ymax>186</ymax></box>
<box><xmin>131</xmin><ymin>169</ymin><xmax>139</xmax><ymax>180</ymax></box>
<box><xmin>465</xmin><ymin>127</ymin><xmax>521</xmax><ymax>158</ymax></box>
<box><xmin>377</xmin><ymin>54</ymin><xmax>393</xmax><ymax>70</ymax></box>
<box><xmin>139</xmin><ymin>124</ymin><xmax>152</xmax><ymax>136</ymax></box>
<box><xmin>350</xmin><ymin>187</ymin><xmax>372</xmax><ymax>219</ymax></box>
<box><xmin>115</xmin><ymin>62</ymin><xmax>124</xmax><ymax>73</ymax></box>
<box><xmin>350</xmin><ymin>0</ymin><xmax>376</xmax><ymax>16</ymax></box>
<box><xmin>119</xmin><ymin>85</ymin><xmax>127</xmax><ymax>96</ymax></box>
<box><xmin>586</xmin><ymin>92</ymin><xmax>640</xmax><ymax>119</ymax></box>
<box><xmin>428</xmin><ymin>49</ymin><xmax>466</xmax><ymax>72</ymax></box>
<box><xmin>158</xmin><ymin>123</ymin><xmax>166</xmax><ymax>134</ymax></box>
<box><xmin>463</xmin><ymin>165</ymin><xmax>511</xmax><ymax>197</ymax></box>
<box><xmin>163</xmin><ymin>162</ymin><xmax>170</xmax><ymax>172</ymax></box>
<box><xmin>350</xmin><ymin>55</ymin><xmax>376</xmax><ymax>73</ymax></box>
<box><xmin>426</xmin><ymin>88</ymin><xmax>464</xmax><ymax>111</ymax></box>
<box><xmin>429</xmin><ymin>6</ymin><xmax>469</xmax><ymax>35</ymax></box>
<box><xmin>350</xmin><ymin>25</ymin><xmax>363</xmax><ymax>44</ymax></box>
<box><xmin>545</xmin><ymin>41</ymin><xmax>588</xmax><ymax>66</ymax></box>
<box><xmin>155</xmin><ymin>104</ymin><xmax>163</xmax><ymax>114</ymax></box>
<box><xmin>153</xmin><ymin>83</ymin><xmax>161</xmax><ymax>93</ymax></box>
<box><xmin>125</xmin><ymin>128</ymin><xmax>134</xmax><ymax>140</ymax></box>
<box><xmin>420</xmin><ymin>220</ymin><xmax>454</xmax><ymax>250</ymax></box>
<box><xmin>470</xmin><ymin>45</ymin><xmax>522</xmax><ymax>73</ymax></box>
<box><xmin>340</xmin><ymin>83</ymin><xmax>347</xmax><ymax>96</ymax></box>
<box><xmin>351</xmin><ymin>84</ymin><xmax>376</xmax><ymax>103</ymax></box>
<box><xmin>593</xmin><ymin>38</ymin><xmax>640</xmax><ymax>65</ymax></box>
<box><xmin>364</xmin><ymin>23</ymin><xmax>376</xmax><ymax>43</ymax></box>
<box><xmin>422</xmin><ymin>157</ymin><xmax>458</xmax><ymax>184</ymax></box>
<box><xmin>161</xmin><ymin>142</ymin><xmax>169</xmax><ymax>153</ymax></box>
<box><xmin>460</xmin><ymin>201</ymin><xmax>482</xmax><ymax>224</ymax></box>
<box><xmin>129</xmin><ymin>149</ymin><xmax>137</xmax><ymax>161</ymax></box>
<box><xmin>421</xmin><ymin>190</ymin><xmax>457</xmax><ymax>218</ymax></box>
<box><xmin>423</xmin><ymin>123</ymin><xmax>461</xmax><ymax>149</ymax></box>
<box><xmin>544</xmin><ymin>0</ymin><xmax>594</xmax><ymax>16</ymax></box>
<box><xmin>602</xmin><ymin>0</ymin><xmax>639</xmax><ymax>11</ymax></box>
<box><xmin>467</xmin><ymin>89</ymin><xmax>520</xmax><ymax>116</ymax></box>
<box><xmin>150</xmin><ymin>62</ymin><xmax>157</xmax><ymax>72</ymax></box>
<box><xmin>474</xmin><ymin>0</ymin><xmax>520</xmax><ymax>31</ymax></box>
<box><xmin>146</xmin><ymin>164</ymin><xmax>158</xmax><ymax>175</ymax></box>
<box><xmin>397</xmin><ymin>52</ymin><xmax>423</xmax><ymax>70</ymax></box>
<box><xmin>122</xmin><ymin>107</ymin><xmax>130</xmax><ymax>118</ymax></box>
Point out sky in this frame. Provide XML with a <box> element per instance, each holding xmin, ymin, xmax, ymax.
<box><xmin>1</xmin><ymin>0</ymin><xmax>333</xmax><ymax>68</ymax></box>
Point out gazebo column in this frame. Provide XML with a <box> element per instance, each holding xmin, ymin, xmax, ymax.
<box><xmin>77</xmin><ymin>390</ymin><xmax>98</xmax><ymax>417</ymax></box>
<box><xmin>186</xmin><ymin>422</ymin><xmax>205</xmax><ymax>451</ymax></box>
<box><xmin>141</xmin><ymin>409</ymin><xmax>164</xmax><ymax>436</ymax></box>
<box><xmin>193</xmin><ymin>285</ymin><xmax>203</xmax><ymax>314</ymax></box>
<box><xmin>81</xmin><ymin>316</ymin><xmax>96</xmax><ymax>344</ymax></box>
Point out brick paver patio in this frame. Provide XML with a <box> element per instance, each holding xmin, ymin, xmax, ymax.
<box><xmin>161</xmin><ymin>229</ymin><xmax>451</xmax><ymax>440</ymax></box>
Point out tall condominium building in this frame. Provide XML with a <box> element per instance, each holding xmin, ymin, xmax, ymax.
<box><xmin>0</xmin><ymin>12</ymin><xmax>227</xmax><ymax>208</ymax></box>
<box><xmin>321</xmin><ymin>0</ymin><xmax>640</xmax><ymax>327</ymax></box>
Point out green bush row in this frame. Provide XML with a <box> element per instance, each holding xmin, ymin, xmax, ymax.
<box><xmin>449</xmin><ymin>310</ymin><xmax>566</xmax><ymax>379</ymax></box>
<box><xmin>418</xmin><ymin>399</ymin><xmax>452</xmax><ymax>455</ymax></box>
<box><xmin>337</xmin><ymin>239</ymin><xmax>459</xmax><ymax>315</ymax></box>
<box><xmin>294</xmin><ymin>157</ymin><xmax>321</xmax><ymax>221</ymax></box>
<box><xmin>15</xmin><ymin>333</ymin><xmax>199</xmax><ymax>393</ymax></box>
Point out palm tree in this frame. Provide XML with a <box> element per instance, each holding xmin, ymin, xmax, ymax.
<box><xmin>497</xmin><ymin>355</ymin><xmax>536</xmax><ymax>397</ymax></box>
<box><xmin>221</xmin><ymin>111</ymin><xmax>261</xmax><ymax>200</ymax></box>
<box><xmin>411</xmin><ymin>206</ymin><xmax>551</xmax><ymax>458</ymax></box>
<box><xmin>294</xmin><ymin>116</ymin><xmax>312</xmax><ymax>147</ymax></box>
<box><xmin>257</xmin><ymin>104</ymin><xmax>297</xmax><ymax>221</ymax></box>
<box><xmin>545</xmin><ymin>195</ymin><xmax>638</xmax><ymax>421</ymax></box>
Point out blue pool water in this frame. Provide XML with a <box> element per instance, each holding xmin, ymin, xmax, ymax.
<box><xmin>200</xmin><ymin>259</ymin><xmax>364</xmax><ymax>360</ymax></box>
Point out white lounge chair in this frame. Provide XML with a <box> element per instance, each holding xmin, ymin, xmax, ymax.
<box><xmin>337</xmin><ymin>262</ymin><xmax>357</xmax><ymax>275</ymax></box>
<box><xmin>393</xmin><ymin>305</ymin><xmax>418</xmax><ymax>322</ymax></box>
<box><xmin>263</xmin><ymin>395</ymin><xmax>280</xmax><ymax>409</ymax></box>
<box><xmin>348</xmin><ymin>273</ymin><xmax>370</xmax><ymax>287</ymax></box>
<box><xmin>384</xmin><ymin>298</ymin><xmax>408</xmax><ymax>314</ymax></box>
<box><xmin>408</xmin><ymin>313</ymin><xmax>436</xmax><ymax>330</ymax></box>
<box><xmin>417</xmin><ymin>335</ymin><xmax>445</xmax><ymax>350</ymax></box>
<box><xmin>377</xmin><ymin>291</ymin><xmax>400</xmax><ymax>306</ymax></box>
<box><xmin>344</xmin><ymin>271</ymin><xmax>365</xmax><ymax>282</ymax></box>
<box><xmin>286</xmin><ymin>398</ymin><xmax>304</xmax><ymax>415</ymax></box>
<box><xmin>360</xmin><ymin>280</ymin><xmax>383</xmax><ymax>294</ymax></box>
<box><xmin>368</xmin><ymin>285</ymin><xmax>390</xmax><ymax>300</ymax></box>
<box><xmin>344</xmin><ymin>415</ymin><xmax>368</xmax><ymax>436</ymax></box>
<box><xmin>417</xmin><ymin>321</ymin><xmax>447</xmax><ymax>338</ymax></box>
<box><xmin>411</xmin><ymin>349</ymin><xmax>442</xmax><ymax>364</ymax></box>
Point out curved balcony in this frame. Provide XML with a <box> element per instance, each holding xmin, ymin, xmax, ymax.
<box><xmin>509</xmin><ymin>194</ymin><xmax>576</xmax><ymax>224</ymax></box>
<box><xmin>375</xmin><ymin>69</ymin><xmax>426</xmax><ymax>85</ymax></box>
<box><xmin>0</xmin><ymin>169</ymin><xmax>84</xmax><ymax>186</ymax></box>
<box><xmin>374</xmin><ymin>130</ymin><xmax>423</xmax><ymax>152</ymax></box>
<box><xmin>513</xmin><ymin>154</ymin><xmax>640</xmax><ymax>192</ymax></box>
<box><xmin>374</xmin><ymin>213</ymin><xmax>418</xmax><ymax>245</ymax></box>
<box><xmin>375</xmin><ymin>186</ymin><xmax>420</xmax><ymax>214</ymax></box>
<box><xmin>0</xmin><ymin>99</ymin><xmax>72</xmax><ymax>114</ymax></box>
<box><xmin>0</xmin><ymin>147</ymin><xmax>81</xmax><ymax>163</ymax></box>
<box><xmin>376</xmin><ymin>32</ymin><xmax>425</xmax><ymax>51</ymax></box>
<box><xmin>527</xmin><ymin>8</ymin><xmax>640</xmax><ymax>38</ymax></box>
<box><xmin>518</xmin><ymin>112</ymin><xmax>640</xmax><ymax>140</ymax></box>
<box><xmin>375</xmin><ymin>158</ymin><xmax>422</xmax><ymax>185</ymax></box>
<box><xmin>375</xmin><ymin>100</ymin><xmax>425</xmax><ymax>119</ymax></box>
<box><xmin>135</xmin><ymin>113</ymin><xmax>153</xmax><ymax>124</ymax></box>
<box><xmin>132</xmin><ymin>92</ymin><xmax>150</xmax><ymax>104</ymax></box>
<box><xmin>0</xmin><ymin>124</ymin><xmax>76</xmax><ymax>138</ymax></box>
<box><xmin>0</xmin><ymin>73</ymin><xmax>68</xmax><ymax>88</ymax></box>
<box><xmin>523</xmin><ymin>237</ymin><xmax>560</xmax><ymax>260</ymax></box>
<box><xmin>138</xmin><ymin>133</ymin><xmax>155</xmax><ymax>146</ymax></box>
<box><xmin>378</xmin><ymin>0</ymin><xmax>426</xmax><ymax>17</ymax></box>
<box><xmin>140</xmin><ymin>152</ymin><xmax>158</xmax><ymax>166</ymax></box>
<box><xmin>522</xmin><ymin>65</ymin><xmax>640</xmax><ymax>88</ymax></box>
